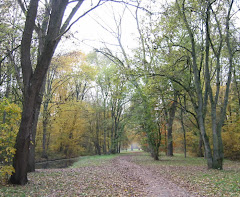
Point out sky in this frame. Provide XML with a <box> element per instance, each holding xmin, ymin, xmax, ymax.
<box><xmin>57</xmin><ymin>0</ymin><xmax>240</xmax><ymax>56</ymax></box>
<box><xmin>57</xmin><ymin>0</ymin><xmax>157</xmax><ymax>55</ymax></box>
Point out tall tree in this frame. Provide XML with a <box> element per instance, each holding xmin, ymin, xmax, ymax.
<box><xmin>10</xmin><ymin>0</ymin><xmax>103</xmax><ymax>185</ymax></box>
<box><xmin>173</xmin><ymin>0</ymin><xmax>237</xmax><ymax>169</ymax></box>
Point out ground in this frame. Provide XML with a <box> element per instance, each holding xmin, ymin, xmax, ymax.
<box><xmin>0</xmin><ymin>152</ymin><xmax>239</xmax><ymax>196</ymax></box>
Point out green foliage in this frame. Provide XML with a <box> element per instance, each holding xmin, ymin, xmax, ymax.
<box><xmin>0</xmin><ymin>99</ymin><xmax>21</xmax><ymax>184</ymax></box>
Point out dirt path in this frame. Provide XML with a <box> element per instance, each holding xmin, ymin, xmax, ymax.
<box><xmin>111</xmin><ymin>154</ymin><xmax>192</xmax><ymax>197</ymax></box>
<box><xmin>1</xmin><ymin>153</ymin><xmax>195</xmax><ymax>197</ymax></box>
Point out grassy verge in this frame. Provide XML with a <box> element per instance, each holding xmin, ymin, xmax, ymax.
<box><xmin>70</xmin><ymin>154</ymin><xmax>118</xmax><ymax>168</ymax></box>
<box><xmin>131</xmin><ymin>152</ymin><xmax>240</xmax><ymax>197</ymax></box>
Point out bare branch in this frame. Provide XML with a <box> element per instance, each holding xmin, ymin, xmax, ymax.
<box><xmin>58</xmin><ymin>0</ymin><xmax>104</xmax><ymax>39</ymax></box>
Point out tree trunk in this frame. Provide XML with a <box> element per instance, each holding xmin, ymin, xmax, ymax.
<box><xmin>27</xmin><ymin>105</ymin><xmax>40</xmax><ymax>172</ymax></box>
<box><xmin>167</xmin><ymin>129</ymin><xmax>173</xmax><ymax>156</ymax></box>
<box><xmin>103</xmin><ymin>99</ymin><xmax>107</xmax><ymax>154</ymax></box>
<box><xmin>10</xmin><ymin>0</ymin><xmax>70</xmax><ymax>184</ymax></box>
<box><xmin>180</xmin><ymin>108</ymin><xmax>186</xmax><ymax>158</ymax></box>
<box><xmin>10</xmin><ymin>91</ymin><xmax>36</xmax><ymax>185</ymax></box>
<box><xmin>176</xmin><ymin>0</ymin><xmax>214</xmax><ymax>168</ymax></box>
<box><xmin>211</xmin><ymin>2</ymin><xmax>234</xmax><ymax>169</ymax></box>
<box><xmin>167</xmin><ymin>90</ymin><xmax>177</xmax><ymax>156</ymax></box>
<box><xmin>28</xmin><ymin>79</ymin><xmax>45</xmax><ymax>172</ymax></box>
<box><xmin>197</xmin><ymin>134</ymin><xmax>204</xmax><ymax>157</ymax></box>
<box><xmin>198</xmin><ymin>116</ymin><xmax>213</xmax><ymax>168</ymax></box>
<box><xmin>150</xmin><ymin>144</ymin><xmax>159</xmax><ymax>160</ymax></box>
<box><xmin>95</xmin><ymin>112</ymin><xmax>101</xmax><ymax>155</ymax></box>
<box><xmin>164</xmin><ymin>126</ymin><xmax>167</xmax><ymax>156</ymax></box>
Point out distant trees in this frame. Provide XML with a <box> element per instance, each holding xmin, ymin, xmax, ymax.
<box><xmin>34</xmin><ymin>51</ymin><xmax>130</xmax><ymax>158</ymax></box>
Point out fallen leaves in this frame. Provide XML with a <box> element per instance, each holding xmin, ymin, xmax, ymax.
<box><xmin>0</xmin><ymin>152</ymin><xmax>239</xmax><ymax>197</ymax></box>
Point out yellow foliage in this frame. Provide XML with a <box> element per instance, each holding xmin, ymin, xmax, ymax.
<box><xmin>0</xmin><ymin>99</ymin><xmax>21</xmax><ymax>184</ymax></box>
<box><xmin>185</xmin><ymin>130</ymin><xmax>199</xmax><ymax>156</ymax></box>
<box><xmin>222</xmin><ymin>118</ymin><xmax>240</xmax><ymax>160</ymax></box>
<box><xmin>0</xmin><ymin>165</ymin><xmax>15</xmax><ymax>185</ymax></box>
<box><xmin>46</xmin><ymin>101</ymin><xmax>90</xmax><ymax>158</ymax></box>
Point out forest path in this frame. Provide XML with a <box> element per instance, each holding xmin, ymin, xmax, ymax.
<box><xmin>111</xmin><ymin>153</ymin><xmax>192</xmax><ymax>197</ymax></box>
<box><xmin>1</xmin><ymin>152</ymin><xmax>196</xmax><ymax>197</ymax></box>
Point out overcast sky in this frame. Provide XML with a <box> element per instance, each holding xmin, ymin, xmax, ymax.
<box><xmin>57</xmin><ymin>0</ymin><xmax>240</xmax><ymax>55</ymax></box>
<box><xmin>57</xmin><ymin>0</ymin><xmax>158</xmax><ymax>55</ymax></box>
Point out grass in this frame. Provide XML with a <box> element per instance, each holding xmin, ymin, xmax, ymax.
<box><xmin>70</xmin><ymin>154</ymin><xmax>118</xmax><ymax>168</ymax></box>
<box><xmin>131</xmin><ymin>152</ymin><xmax>240</xmax><ymax>197</ymax></box>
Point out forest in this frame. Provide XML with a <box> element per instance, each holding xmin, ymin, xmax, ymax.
<box><xmin>0</xmin><ymin>0</ymin><xmax>240</xmax><ymax>188</ymax></box>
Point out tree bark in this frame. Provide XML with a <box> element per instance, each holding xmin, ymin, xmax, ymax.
<box><xmin>10</xmin><ymin>0</ymin><xmax>70</xmax><ymax>185</ymax></box>
<box><xmin>10</xmin><ymin>0</ymin><xmax>40</xmax><ymax>185</ymax></box>
<box><xmin>27</xmin><ymin>104</ymin><xmax>40</xmax><ymax>172</ymax></box>
<box><xmin>10</xmin><ymin>91</ymin><xmax>37</xmax><ymax>184</ymax></box>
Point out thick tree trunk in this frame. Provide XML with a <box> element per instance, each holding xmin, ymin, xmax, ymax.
<box><xmin>198</xmin><ymin>116</ymin><xmax>213</xmax><ymax>169</ymax></box>
<box><xmin>27</xmin><ymin>106</ymin><xmax>39</xmax><ymax>172</ymax></box>
<box><xmin>10</xmin><ymin>0</ymin><xmax>40</xmax><ymax>185</ymax></box>
<box><xmin>152</xmin><ymin>152</ymin><xmax>159</xmax><ymax>160</ymax></box>
<box><xmin>10</xmin><ymin>91</ymin><xmax>36</xmax><ymax>185</ymax></box>
<box><xmin>167</xmin><ymin>132</ymin><xmax>173</xmax><ymax>156</ymax></box>
<box><xmin>210</xmin><ymin>1</ymin><xmax>234</xmax><ymax>169</ymax></box>
<box><xmin>28</xmin><ymin>82</ymin><xmax>45</xmax><ymax>172</ymax></box>
<box><xmin>212</xmin><ymin>125</ymin><xmax>223</xmax><ymax>169</ymax></box>
<box><xmin>10</xmin><ymin>0</ymin><xmax>85</xmax><ymax>184</ymax></box>
<box><xmin>150</xmin><ymin>143</ymin><xmax>159</xmax><ymax>160</ymax></box>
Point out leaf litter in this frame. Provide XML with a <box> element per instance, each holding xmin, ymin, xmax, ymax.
<box><xmin>1</xmin><ymin>152</ymin><xmax>239</xmax><ymax>196</ymax></box>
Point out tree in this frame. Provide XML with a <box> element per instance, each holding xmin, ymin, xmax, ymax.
<box><xmin>95</xmin><ymin>61</ymin><xmax>129</xmax><ymax>154</ymax></box>
<box><xmin>148</xmin><ymin>0</ymin><xmax>239</xmax><ymax>169</ymax></box>
<box><xmin>10</xmin><ymin>0</ymin><xmax>103</xmax><ymax>185</ymax></box>
<box><xmin>174</xmin><ymin>0</ymin><xmax>238</xmax><ymax>169</ymax></box>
